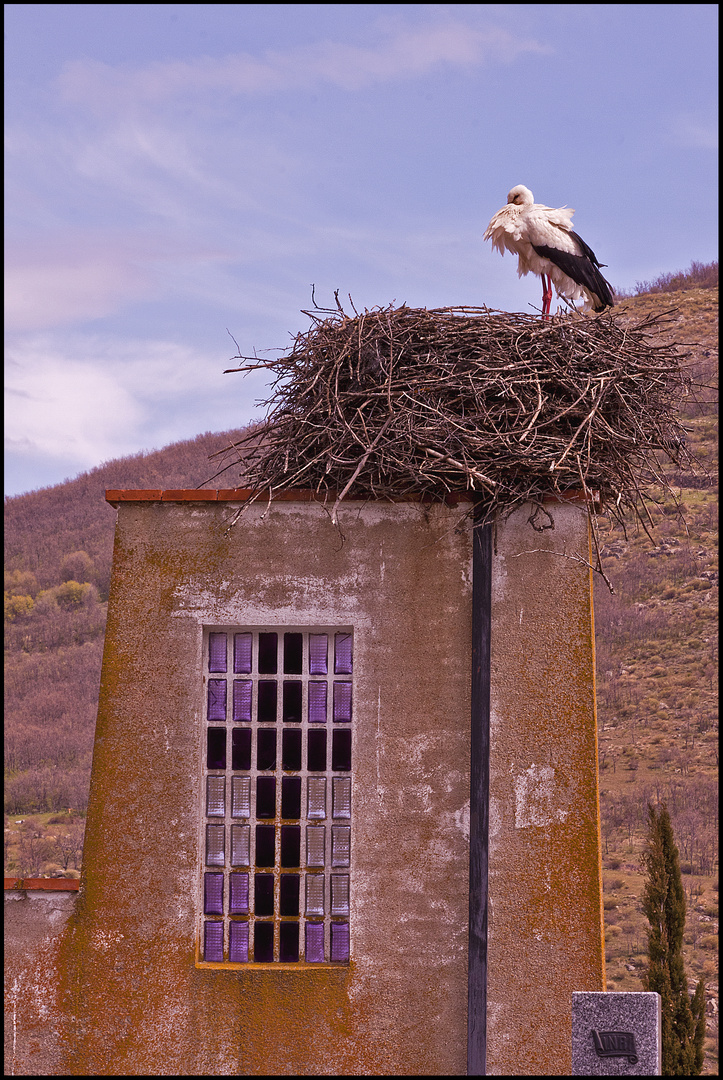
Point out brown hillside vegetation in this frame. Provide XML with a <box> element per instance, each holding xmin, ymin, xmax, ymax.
<box><xmin>592</xmin><ymin>285</ymin><xmax>718</xmax><ymax>1071</ymax></box>
<box><xmin>4</xmin><ymin>284</ymin><xmax>718</xmax><ymax>1068</ymax></box>
<box><xmin>4</xmin><ymin>429</ymin><xmax>248</xmax><ymax>813</ymax></box>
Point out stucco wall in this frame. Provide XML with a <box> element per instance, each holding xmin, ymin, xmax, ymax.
<box><xmin>59</xmin><ymin>496</ymin><xmax>475</xmax><ymax>1076</ymax></box>
<box><xmin>4</xmin><ymin>886</ymin><xmax>78</xmax><ymax>1076</ymax></box>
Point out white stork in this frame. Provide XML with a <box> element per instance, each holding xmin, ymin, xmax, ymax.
<box><xmin>484</xmin><ymin>184</ymin><xmax>614</xmax><ymax>318</ymax></box>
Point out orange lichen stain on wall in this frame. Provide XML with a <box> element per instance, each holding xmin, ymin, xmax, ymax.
<box><xmin>57</xmin><ymin>903</ymin><xmax>366</xmax><ymax>1078</ymax></box>
<box><xmin>227</xmin><ymin>966</ymin><xmax>357</xmax><ymax>1073</ymax></box>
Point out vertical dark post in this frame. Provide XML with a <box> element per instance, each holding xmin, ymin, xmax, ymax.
<box><xmin>468</xmin><ymin>509</ymin><xmax>492</xmax><ymax>1075</ymax></box>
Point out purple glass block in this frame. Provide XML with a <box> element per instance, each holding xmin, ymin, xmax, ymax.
<box><xmin>333</xmin><ymin>682</ymin><xmax>352</xmax><ymax>722</ymax></box>
<box><xmin>233</xmin><ymin>680</ymin><xmax>252</xmax><ymax>722</ymax></box>
<box><xmin>331</xmin><ymin>826</ymin><xmax>350</xmax><ymax>867</ymax></box>
<box><xmin>234</xmin><ymin>633</ymin><xmax>252</xmax><ymax>674</ymax></box>
<box><xmin>231</xmin><ymin>777</ymin><xmax>251</xmax><ymax>817</ymax></box>
<box><xmin>305</xmin><ymin>922</ymin><xmax>324</xmax><ymax>963</ymax></box>
<box><xmin>204</xmin><ymin>921</ymin><xmax>224</xmax><ymax>962</ymax></box>
<box><xmin>231</xmin><ymin>825</ymin><xmax>250</xmax><ymax>866</ymax></box>
<box><xmin>204</xmin><ymin>872</ymin><xmax>224</xmax><ymax>915</ymax></box>
<box><xmin>309</xmin><ymin>634</ymin><xmax>328</xmax><ymax>675</ymax></box>
<box><xmin>330</xmin><ymin>921</ymin><xmax>350</xmax><ymax>962</ymax></box>
<box><xmin>205</xmin><ymin>824</ymin><xmax>225</xmax><ymax>866</ymax></box>
<box><xmin>207</xmin><ymin>679</ymin><xmax>227</xmax><ymax>721</ymax></box>
<box><xmin>230</xmin><ymin>873</ymin><xmax>249</xmax><ymax>914</ymax></box>
<box><xmin>308</xmin><ymin>682</ymin><xmax>327</xmax><ymax>723</ymax></box>
<box><xmin>334</xmin><ymin>633</ymin><xmax>353</xmax><ymax>674</ymax></box>
<box><xmin>206</xmin><ymin>775</ymin><xmax>225</xmax><ymax>817</ymax></box>
<box><xmin>229</xmin><ymin>921</ymin><xmax>249</xmax><ymax>963</ymax></box>
<box><xmin>208</xmin><ymin>632</ymin><xmax>228</xmax><ymax>672</ymax></box>
<box><xmin>330</xmin><ymin>874</ymin><xmax>350</xmax><ymax>916</ymax></box>
<box><xmin>332</xmin><ymin>777</ymin><xmax>351</xmax><ymax>819</ymax></box>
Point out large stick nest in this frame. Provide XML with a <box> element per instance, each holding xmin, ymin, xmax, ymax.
<box><xmin>212</xmin><ymin>301</ymin><xmax>695</xmax><ymax>556</ymax></box>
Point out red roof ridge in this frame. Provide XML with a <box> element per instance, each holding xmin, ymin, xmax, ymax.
<box><xmin>106</xmin><ymin>487</ymin><xmax>595</xmax><ymax>506</ymax></box>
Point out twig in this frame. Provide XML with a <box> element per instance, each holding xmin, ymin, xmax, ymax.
<box><xmin>331</xmin><ymin>416</ymin><xmax>393</xmax><ymax>524</ymax></box>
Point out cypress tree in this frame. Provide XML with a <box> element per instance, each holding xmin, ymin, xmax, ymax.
<box><xmin>641</xmin><ymin>802</ymin><xmax>706</xmax><ymax>1075</ymax></box>
<box><xmin>690</xmin><ymin>979</ymin><xmax>706</xmax><ymax>1075</ymax></box>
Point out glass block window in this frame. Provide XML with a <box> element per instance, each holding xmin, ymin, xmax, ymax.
<box><xmin>200</xmin><ymin>628</ymin><xmax>353</xmax><ymax>966</ymax></box>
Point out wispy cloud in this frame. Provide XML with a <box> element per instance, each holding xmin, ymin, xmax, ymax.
<box><xmin>57</xmin><ymin>22</ymin><xmax>548</xmax><ymax>112</ymax></box>
<box><xmin>6</xmin><ymin>18</ymin><xmax>548</xmax><ymax>341</ymax></box>
<box><xmin>5</xmin><ymin>342</ymin><xmax>146</xmax><ymax>465</ymax></box>
<box><xmin>666</xmin><ymin>111</ymin><xmax>718</xmax><ymax>151</ymax></box>
<box><xmin>4</xmin><ymin>333</ymin><xmax>265</xmax><ymax>466</ymax></box>
<box><xmin>5</xmin><ymin>252</ymin><xmax>150</xmax><ymax>333</ymax></box>
<box><xmin>4</xmin><ymin>232</ymin><xmax>233</xmax><ymax>333</ymax></box>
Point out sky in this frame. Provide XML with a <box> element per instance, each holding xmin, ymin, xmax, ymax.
<box><xmin>4</xmin><ymin>4</ymin><xmax>718</xmax><ymax>497</ymax></box>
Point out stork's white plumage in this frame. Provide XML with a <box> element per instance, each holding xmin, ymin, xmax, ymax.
<box><xmin>484</xmin><ymin>184</ymin><xmax>614</xmax><ymax>317</ymax></box>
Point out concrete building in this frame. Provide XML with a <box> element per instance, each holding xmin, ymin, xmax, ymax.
<box><xmin>5</xmin><ymin>488</ymin><xmax>605</xmax><ymax>1075</ymax></box>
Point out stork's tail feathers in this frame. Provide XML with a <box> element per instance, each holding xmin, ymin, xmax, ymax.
<box><xmin>567</xmin><ymin>230</ymin><xmax>614</xmax><ymax>310</ymax></box>
<box><xmin>591</xmin><ymin>276</ymin><xmax>615</xmax><ymax>312</ymax></box>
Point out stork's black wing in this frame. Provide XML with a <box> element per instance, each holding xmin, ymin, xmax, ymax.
<box><xmin>532</xmin><ymin>231</ymin><xmax>614</xmax><ymax>312</ymax></box>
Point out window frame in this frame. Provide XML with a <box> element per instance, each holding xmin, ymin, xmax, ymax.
<box><xmin>196</xmin><ymin>624</ymin><xmax>354</xmax><ymax>969</ymax></box>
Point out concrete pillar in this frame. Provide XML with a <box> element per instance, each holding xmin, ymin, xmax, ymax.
<box><xmin>485</xmin><ymin>499</ymin><xmax>605</xmax><ymax>1074</ymax></box>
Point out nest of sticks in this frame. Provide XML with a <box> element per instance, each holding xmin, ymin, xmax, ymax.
<box><xmin>211</xmin><ymin>300</ymin><xmax>695</xmax><ymax>577</ymax></box>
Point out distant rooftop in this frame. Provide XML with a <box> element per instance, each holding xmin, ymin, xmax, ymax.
<box><xmin>5</xmin><ymin>877</ymin><xmax>79</xmax><ymax>891</ymax></box>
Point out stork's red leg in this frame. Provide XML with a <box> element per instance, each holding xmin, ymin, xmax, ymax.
<box><xmin>541</xmin><ymin>274</ymin><xmax>553</xmax><ymax>320</ymax></box>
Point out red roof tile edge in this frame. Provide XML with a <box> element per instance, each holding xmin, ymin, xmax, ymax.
<box><xmin>5</xmin><ymin>877</ymin><xmax>80</xmax><ymax>891</ymax></box>
<box><xmin>106</xmin><ymin>488</ymin><xmax>597</xmax><ymax>506</ymax></box>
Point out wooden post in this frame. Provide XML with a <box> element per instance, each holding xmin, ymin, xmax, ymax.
<box><xmin>468</xmin><ymin>512</ymin><xmax>493</xmax><ymax>1075</ymax></box>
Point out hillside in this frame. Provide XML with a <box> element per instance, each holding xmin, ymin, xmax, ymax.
<box><xmin>4</xmin><ymin>287</ymin><xmax>718</xmax><ymax>1067</ymax></box>
<box><xmin>4</xmin><ymin>428</ymin><xmax>249</xmax><ymax>815</ymax></box>
<box><xmin>589</xmin><ymin>287</ymin><xmax>719</xmax><ymax>1069</ymax></box>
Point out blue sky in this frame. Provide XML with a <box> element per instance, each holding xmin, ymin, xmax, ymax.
<box><xmin>4</xmin><ymin>4</ymin><xmax>718</xmax><ymax>497</ymax></box>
